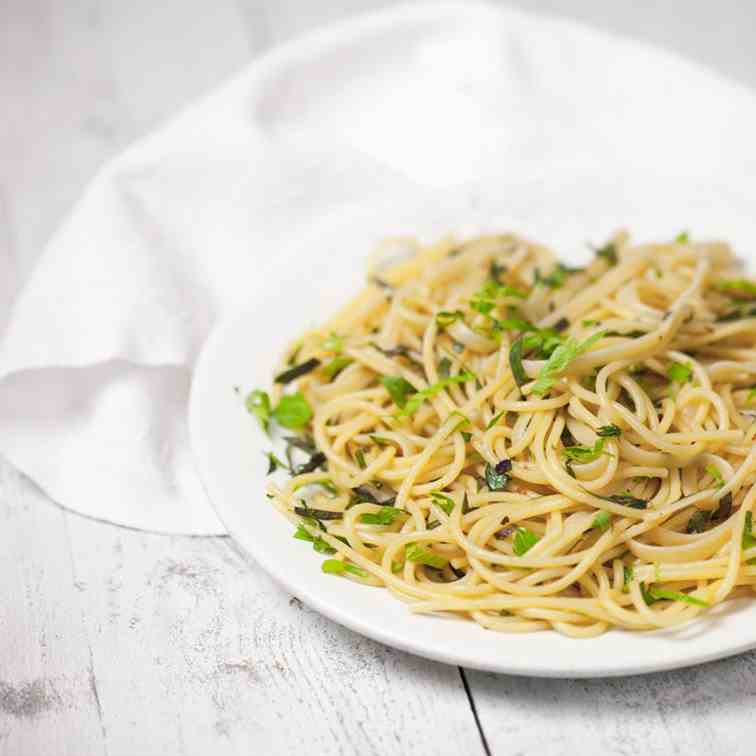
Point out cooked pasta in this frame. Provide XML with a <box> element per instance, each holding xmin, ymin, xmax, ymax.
<box><xmin>248</xmin><ymin>231</ymin><xmax>756</xmax><ymax>637</ymax></box>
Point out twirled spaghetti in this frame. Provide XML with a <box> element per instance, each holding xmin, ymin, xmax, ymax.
<box><xmin>249</xmin><ymin>231</ymin><xmax>756</xmax><ymax>637</ymax></box>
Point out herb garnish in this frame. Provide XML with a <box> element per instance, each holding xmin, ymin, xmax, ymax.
<box><xmin>265</xmin><ymin>451</ymin><xmax>289</xmax><ymax>474</ymax></box>
<box><xmin>436</xmin><ymin>310</ymin><xmax>465</xmax><ymax>329</ymax></box>
<box><xmin>322</xmin><ymin>559</ymin><xmax>369</xmax><ymax>578</ymax></box>
<box><xmin>381</xmin><ymin>376</ymin><xmax>414</xmax><ymax>409</ymax></box>
<box><xmin>562</xmin><ymin>439</ymin><xmax>609</xmax><ymax>464</ymax></box>
<box><xmin>594</xmin><ymin>242</ymin><xmax>618</xmax><ymax>266</ymax></box>
<box><xmin>715</xmin><ymin>279</ymin><xmax>756</xmax><ymax>300</ymax></box>
<box><xmin>294</xmin><ymin>524</ymin><xmax>334</xmax><ymax>554</ymax></box>
<box><xmin>642</xmin><ymin>585</ymin><xmax>708</xmax><ymax>608</ymax></box>
<box><xmin>275</xmin><ymin>358</ymin><xmax>321</xmax><ymax>384</ymax></box>
<box><xmin>704</xmin><ymin>464</ymin><xmax>724</xmax><ymax>489</ymax></box>
<box><xmin>323</xmin><ymin>356</ymin><xmax>353</xmax><ymax>380</ymax></box>
<box><xmin>398</xmin><ymin>373</ymin><xmax>474</xmax><ymax>416</ymax></box>
<box><xmin>597</xmin><ymin>493</ymin><xmax>648</xmax><ymax>510</ymax></box>
<box><xmin>513</xmin><ymin>527</ymin><xmax>539</xmax><ymax>556</ymax></box>
<box><xmin>667</xmin><ymin>362</ymin><xmax>692</xmax><ymax>385</ymax></box>
<box><xmin>293</xmin><ymin>503</ymin><xmax>342</xmax><ymax>521</ymax></box>
<box><xmin>430</xmin><ymin>492</ymin><xmax>456</xmax><ymax>515</ymax></box>
<box><xmin>245</xmin><ymin>389</ymin><xmax>272</xmax><ymax>433</ymax></box>
<box><xmin>485</xmin><ymin>460</ymin><xmax>511</xmax><ymax>491</ymax></box>
<box><xmin>592</xmin><ymin>511</ymin><xmax>612</xmax><ymax>531</ymax></box>
<box><xmin>272</xmin><ymin>393</ymin><xmax>313</xmax><ymax>429</ymax></box>
<box><xmin>596</xmin><ymin>424</ymin><xmax>622</xmax><ymax>437</ymax></box>
<box><xmin>360</xmin><ymin>506</ymin><xmax>405</xmax><ymax>525</ymax></box>
<box><xmin>292</xmin><ymin>451</ymin><xmax>327</xmax><ymax>475</ymax></box>
<box><xmin>531</xmin><ymin>330</ymin><xmax>605</xmax><ymax>396</ymax></box>
<box><xmin>486</xmin><ymin>410</ymin><xmax>506</xmax><ymax>430</ymax></box>
<box><xmin>405</xmin><ymin>542</ymin><xmax>448</xmax><ymax>568</ymax></box>
<box><xmin>686</xmin><ymin>509</ymin><xmax>710</xmax><ymax>534</ymax></box>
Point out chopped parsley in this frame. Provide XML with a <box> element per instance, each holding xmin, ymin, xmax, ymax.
<box><xmin>405</xmin><ymin>542</ymin><xmax>448</xmax><ymax>568</ymax></box>
<box><xmin>743</xmin><ymin>512</ymin><xmax>756</xmax><ymax>550</ymax></box>
<box><xmin>360</xmin><ymin>506</ymin><xmax>404</xmax><ymax>525</ymax></box>
<box><xmin>323</xmin><ymin>356</ymin><xmax>353</xmax><ymax>380</ymax></box>
<box><xmin>596</xmin><ymin>424</ymin><xmax>622</xmax><ymax>437</ymax></box>
<box><xmin>430</xmin><ymin>492</ymin><xmax>456</xmax><ymax>515</ymax></box>
<box><xmin>321</xmin><ymin>559</ymin><xmax>369</xmax><ymax>578</ymax></box>
<box><xmin>275</xmin><ymin>358</ymin><xmax>321</xmax><ymax>384</ymax></box>
<box><xmin>531</xmin><ymin>330</ymin><xmax>605</xmax><ymax>396</ymax></box>
<box><xmin>398</xmin><ymin>373</ymin><xmax>475</xmax><ymax>416</ymax></box>
<box><xmin>272</xmin><ymin>393</ymin><xmax>313</xmax><ymax>429</ymax></box>
<box><xmin>591</xmin><ymin>511</ymin><xmax>612</xmax><ymax>531</ymax></box>
<box><xmin>245</xmin><ymin>389</ymin><xmax>272</xmax><ymax>433</ymax></box>
<box><xmin>513</xmin><ymin>527</ymin><xmax>540</xmax><ymax>556</ymax></box>
<box><xmin>704</xmin><ymin>464</ymin><xmax>724</xmax><ymax>489</ymax></box>
<box><xmin>355</xmin><ymin>449</ymin><xmax>367</xmax><ymax>470</ymax></box>
<box><xmin>436</xmin><ymin>310</ymin><xmax>465</xmax><ymax>329</ymax></box>
<box><xmin>715</xmin><ymin>279</ymin><xmax>756</xmax><ymax>300</ymax></box>
<box><xmin>265</xmin><ymin>451</ymin><xmax>289</xmax><ymax>474</ymax></box>
<box><xmin>294</xmin><ymin>524</ymin><xmax>335</xmax><ymax>554</ymax></box>
<box><xmin>381</xmin><ymin>376</ymin><xmax>414</xmax><ymax>409</ymax></box>
<box><xmin>643</xmin><ymin>585</ymin><xmax>709</xmax><ymax>608</ymax></box>
<box><xmin>485</xmin><ymin>459</ymin><xmax>511</xmax><ymax>491</ymax></box>
<box><xmin>486</xmin><ymin>410</ymin><xmax>506</xmax><ymax>430</ymax></box>
<box><xmin>686</xmin><ymin>509</ymin><xmax>710</xmax><ymax>534</ymax></box>
<box><xmin>667</xmin><ymin>362</ymin><xmax>693</xmax><ymax>385</ymax></box>
<box><xmin>322</xmin><ymin>333</ymin><xmax>343</xmax><ymax>353</ymax></box>
<box><xmin>594</xmin><ymin>242</ymin><xmax>618</xmax><ymax>266</ymax></box>
<box><xmin>675</xmin><ymin>231</ymin><xmax>690</xmax><ymax>243</ymax></box>
<box><xmin>562</xmin><ymin>438</ymin><xmax>609</xmax><ymax>464</ymax></box>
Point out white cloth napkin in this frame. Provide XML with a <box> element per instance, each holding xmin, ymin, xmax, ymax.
<box><xmin>1</xmin><ymin>2</ymin><xmax>756</xmax><ymax>534</ymax></box>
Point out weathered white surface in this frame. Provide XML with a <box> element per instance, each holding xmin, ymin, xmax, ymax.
<box><xmin>2</xmin><ymin>1</ymin><xmax>756</xmax><ymax>754</ymax></box>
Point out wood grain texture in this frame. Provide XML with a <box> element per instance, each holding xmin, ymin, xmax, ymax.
<box><xmin>0</xmin><ymin>460</ymin><xmax>482</xmax><ymax>755</ymax></box>
<box><xmin>466</xmin><ymin>654</ymin><xmax>756</xmax><ymax>756</ymax></box>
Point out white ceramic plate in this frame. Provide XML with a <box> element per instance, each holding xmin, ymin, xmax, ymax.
<box><xmin>189</xmin><ymin>254</ymin><xmax>756</xmax><ymax>679</ymax></box>
<box><xmin>189</xmin><ymin>3</ymin><xmax>756</xmax><ymax>676</ymax></box>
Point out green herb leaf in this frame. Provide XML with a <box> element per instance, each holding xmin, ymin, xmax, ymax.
<box><xmin>484</xmin><ymin>461</ymin><xmax>510</xmax><ymax>491</ymax></box>
<box><xmin>322</xmin><ymin>333</ymin><xmax>343</xmax><ymax>353</ymax></box>
<box><xmin>675</xmin><ymin>231</ymin><xmax>690</xmax><ymax>243</ymax></box>
<box><xmin>531</xmin><ymin>331</ymin><xmax>605</xmax><ymax>396</ymax></box>
<box><xmin>294</xmin><ymin>524</ymin><xmax>335</xmax><ymax>554</ymax></box>
<box><xmin>562</xmin><ymin>438</ymin><xmax>607</xmax><ymax>464</ymax></box>
<box><xmin>534</xmin><ymin>264</ymin><xmax>571</xmax><ymax>289</ymax></box>
<box><xmin>747</xmin><ymin>387</ymin><xmax>756</xmax><ymax>403</ymax></box>
<box><xmin>398</xmin><ymin>373</ymin><xmax>474</xmax><ymax>416</ymax></box>
<box><xmin>686</xmin><ymin>509</ymin><xmax>710</xmax><ymax>534</ymax></box>
<box><xmin>275</xmin><ymin>358</ymin><xmax>321</xmax><ymax>384</ymax></box>
<box><xmin>355</xmin><ymin>449</ymin><xmax>367</xmax><ymax>470</ymax></box>
<box><xmin>405</xmin><ymin>542</ymin><xmax>449</xmax><ymax>568</ymax></box>
<box><xmin>645</xmin><ymin>586</ymin><xmax>709</xmax><ymax>608</ymax></box>
<box><xmin>582</xmin><ymin>319</ymin><xmax>601</xmax><ymax>327</ymax></box>
<box><xmin>704</xmin><ymin>464</ymin><xmax>724</xmax><ymax>489</ymax></box>
<box><xmin>509</xmin><ymin>336</ymin><xmax>528</xmax><ymax>387</ymax></box>
<box><xmin>245</xmin><ymin>389</ymin><xmax>272</xmax><ymax>433</ymax></box>
<box><xmin>592</xmin><ymin>511</ymin><xmax>611</xmax><ymax>531</ymax></box>
<box><xmin>431</xmin><ymin>492</ymin><xmax>456</xmax><ymax>515</ymax></box>
<box><xmin>323</xmin><ymin>356</ymin><xmax>353</xmax><ymax>380</ymax></box>
<box><xmin>715</xmin><ymin>279</ymin><xmax>756</xmax><ymax>300</ymax></box>
<box><xmin>436</xmin><ymin>310</ymin><xmax>465</xmax><ymax>329</ymax></box>
<box><xmin>594</xmin><ymin>242</ymin><xmax>618</xmax><ymax>266</ymax></box>
<box><xmin>596</xmin><ymin>424</ymin><xmax>622</xmax><ymax>437</ymax></box>
<box><xmin>272</xmin><ymin>392</ymin><xmax>313</xmax><ymax>429</ymax></box>
<box><xmin>292</xmin><ymin>451</ymin><xmax>326</xmax><ymax>475</ymax></box>
<box><xmin>623</xmin><ymin>565</ymin><xmax>634</xmax><ymax>589</ymax></box>
<box><xmin>381</xmin><ymin>376</ymin><xmax>414</xmax><ymax>409</ymax></box>
<box><xmin>265</xmin><ymin>451</ymin><xmax>289</xmax><ymax>474</ymax></box>
<box><xmin>360</xmin><ymin>506</ymin><xmax>404</xmax><ymax>525</ymax></box>
<box><xmin>667</xmin><ymin>362</ymin><xmax>693</xmax><ymax>384</ymax></box>
<box><xmin>486</xmin><ymin>410</ymin><xmax>506</xmax><ymax>430</ymax></box>
<box><xmin>743</xmin><ymin>511</ymin><xmax>756</xmax><ymax>550</ymax></box>
<box><xmin>321</xmin><ymin>559</ymin><xmax>369</xmax><ymax>578</ymax></box>
<box><xmin>438</xmin><ymin>357</ymin><xmax>451</xmax><ymax>378</ymax></box>
<box><xmin>597</xmin><ymin>493</ymin><xmax>648</xmax><ymax>510</ymax></box>
<box><xmin>293</xmin><ymin>504</ymin><xmax>342</xmax><ymax>521</ymax></box>
<box><xmin>513</xmin><ymin>527</ymin><xmax>540</xmax><ymax>556</ymax></box>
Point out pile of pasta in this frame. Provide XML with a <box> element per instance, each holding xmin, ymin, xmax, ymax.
<box><xmin>254</xmin><ymin>231</ymin><xmax>756</xmax><ymax>637</ymax></box>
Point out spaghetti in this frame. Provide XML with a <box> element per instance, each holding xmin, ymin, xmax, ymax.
<box><xmin>250</xmin><ymin>231</ymin><xmax>756</xmax><ymax>637</ymax></box>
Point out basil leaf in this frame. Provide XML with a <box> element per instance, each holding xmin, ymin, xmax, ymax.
<box><xmin>598</xmin><ymin>493</ymin><xmax>648</xmax><ymax>510</ymax></box>
<box><xmin>646</xmin><ymin>586</ymin><xmax>708</xmax><ymax>608</ymax></box>
<box><xmin>272</xmin><ymin>392</ymin><xmax>313</xmax><ymax>429</ymax></box>
<box><xmin>293</xmin><ymin>505</ymin><xmax>342</xmax><ymax>521</ymax></box>
<box><xmin>715</xmin><ymin>279</ymin><xmax>756</xmax><ymax>300</ymax></box>
<box><xmin>438</xmin><ymin>357</ymin><xmax>451</xmax><ymax>378</ymax></box>
<box><xmin>292</xmin><ymin>451</ymin><xmax>326</xmax><ymax>475</ymax></box>
<box><xmin>594</xmin><ymin>242</ymin><xmax>618</xmax><ymax>266</ymax></box>
<box><xmin>675</xmin><ymin>231</ymin><xmax>689</xmax><ymax>243</ymax></box>
<box><xmin>704</xmin><ymin>464</ymin><xmax>724</xmax><ymax>489</ymax></box>
<box><xmin>486</xmin><ymin>410</ymin><xmax>506</xmax><ymax>430</ymax></box>
<box><xmin>485</xmin><ymin>462</ymin><xmax>508</xmax><ymax>491</ymax></box>
<box><xmin>265</xmin><ymin>451</ymin><xmax>289</xmax><ymax>474</ymax></box>
<box><xmin>686</xmin><ymin>509</ymin><xmax>710</xmax><ymax>534</ymax></box>
<box><xmin>322</xmin><ymin>333</ymin><xmax>343</xmax><ymax>353</ymax></box>
<box><xmin>509</xmin><ymin>336</ymin><xmax>528</xmax><ymax>386</ymax></box>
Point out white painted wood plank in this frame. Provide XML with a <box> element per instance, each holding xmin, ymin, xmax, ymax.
<box><xmin>65</xmin><ymin>514</ymin><xmax>482</xmax><ymax>756</ymax></box>
<box><xmin>0</xmin><ymin>0</ymin><xmax>124</xmax><ymax>280</ymax></box>
<box><xmin>466</xmin><ymin>652</ymin><xmax>756</xmax><ymax>756</ymax></box>
<box><xmin>102</xmin><ymin>0</ymin><xmax>257</xmax><ymax>135</ymax></box>
<box><xmin>0</xmin><ymin>462</ymin><xmax>106</xmax><ymax>756</ymax></box>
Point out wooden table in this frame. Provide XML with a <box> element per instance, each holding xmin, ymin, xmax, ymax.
<box><xmin>2</xmin><ymin>2</ymin><xmax>756</xmax><ymax>754</ymax></box>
